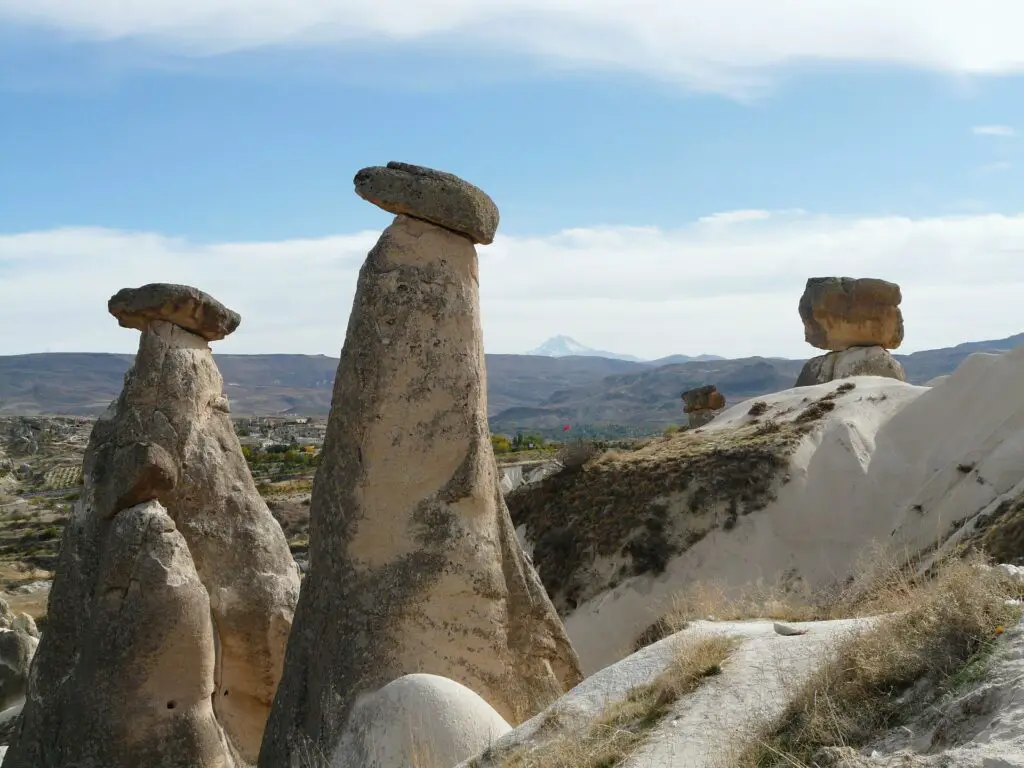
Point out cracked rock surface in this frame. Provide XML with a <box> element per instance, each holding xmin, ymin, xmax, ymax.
<box><xmin>8</xmin><ymin>286</ymin><xmax>298</xmax><ymax>767</ymax></box>
<box><xmin>259</xmin><ymin>208</ymin><xmax>581</xmax><ymax>766</ymax></box>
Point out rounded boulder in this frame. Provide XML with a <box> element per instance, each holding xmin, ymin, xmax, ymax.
<box><xmin>330</xmin><ymin>673</ymin><xmax>512</xmax><ymax>768</ymax></box>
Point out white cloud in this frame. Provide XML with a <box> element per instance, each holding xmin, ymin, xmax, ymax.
<box><xmin>976</xmin><ymin>160</ymin><xmax>1012</xmax><ymax>175</ymax></box>
<box><xmin>3</xmin><ymin>1</ymin><xmax>1024</xmax><ymax>94</ymax></box>
<box><xmin>3</xmin><ymin>210</ymin><xmax>1024</xmax><ymax>361</ymax></box>
<box><xmin>973</xmin><ymin>124</ymin><xmax>1017</xmax><ymax>137</ymax></box>
<box><xmin>697</xmin><ymin>210</ymin><xmax>773</xmax><ymax>226</ymax></box>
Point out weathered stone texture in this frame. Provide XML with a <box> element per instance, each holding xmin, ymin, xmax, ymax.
<box><xmin>0</xmin><ymin>629</ymin><xmax>36</xmax><ymax>713</ymax></box>
<box><xmin>9</xmin><ymin>287</ymin><xmax>298</xmax><ymax>766</ymax></box>
<box><xmin>799</xmin><ymin>277</ymin><xmax>904</xmax><ymax>351</ymax></box>
<box><xmin>795</xmin><ymin>345</ymin><xmax>907</xmax><ymax>387</ymax></box>
<box><xmin>109</xmin><ymin>283</ymin><xmax>241</xmax><ymax>341</ymax></box>
<box><xmin>6</xmin><ymin>501</ymin><xmax>243</xmax><ymax>768</ymax></box>
<box><xmin>354</xmin><ymin>161</ymin><xmax>500</xmax><ymax>244</ymax></box>
<box><xmin>259</xmin><ymin>213</ymin><xmax>581</xmax><ymax>766</ymax></box>
<box><xmin>681</xmin><ymin>385</ymin><xmax>726</xmax><ymax>414</ymax></box>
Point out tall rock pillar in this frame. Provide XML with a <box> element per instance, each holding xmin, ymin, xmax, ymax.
<box><xmin>259</xmin><ymin>162</ymin><xmax>582</xmax><ymax>766</ymax></box>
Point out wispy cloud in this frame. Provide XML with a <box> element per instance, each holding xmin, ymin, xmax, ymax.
<box><xmin>3</xmin><ymin>1</ymin><xmax>1024</xmax><ymax>95</ymax></box>
<box><xmin>3</xmin><ymin>210</ymin><xmax>1024</xmax><ymax>360</ymax></box>
<box><xmin>976</xmin><ymin>160</ymin><xmax>1012</xmax><ymax>175</ymax></box>
<box><xmin>697</xmin><ymin>210</ymin><xmax>772</xmax><ymax>226</ymax></box>
<box><xmin>973</xmin><ymin>125</ymin><xmax>1017</xmax><ymax>137</ymax></box>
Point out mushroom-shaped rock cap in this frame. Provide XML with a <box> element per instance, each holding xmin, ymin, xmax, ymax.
<box><xmin>108</xmin><ymin>283</ymin><xmax>241</xmax><ymax>341</ymax></box>
<box><xmin>354</xmin><ymin>161</ymin><xmax>500</xmax><ymax>245</ymax></box>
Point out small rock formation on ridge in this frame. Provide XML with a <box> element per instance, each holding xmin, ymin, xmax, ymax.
<box><xmin>796</xmin><ymin>277</ymin><xmax>907</xmax><ymax>386</ymax></box>
<box><xmin>681</xmin><ymin>384</ymin><xmax>726</xmax><ymax>428</ymax></box>
<box><xmin>259</xmin><ymin>162</ymin><xmax>582</xmax><ymax>766</ymax></box>
<box><xmin>0</xmin><ymin>597</ymin><xmax>38</xmax><ymax>714</ymax></box>
<box><xmin>7</xmin><ymin>284</ymin><xmax>299</xmax><ymax>767</ymax></box>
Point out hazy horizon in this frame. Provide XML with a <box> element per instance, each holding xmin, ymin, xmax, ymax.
<box><xmin>3</xmin><ymin>2</ymin><xmax>1024</xmax><ymax>359</ymax></box>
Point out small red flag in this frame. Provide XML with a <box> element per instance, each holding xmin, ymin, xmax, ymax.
<box><xmin>562</xmin><ymin>424</ymin><xmax>571</xmax><ymax>431</ymax></box>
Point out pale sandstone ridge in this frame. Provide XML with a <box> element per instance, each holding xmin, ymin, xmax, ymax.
<box><xmin>681</xmin><ymin>384</ymin><xmax>726</xmax><ymax>428</ymax></box>
<box><xmin>353</xmin><ymin>160</ymin><xmax>500</xmax><ymax>244</ymax></box>
<box><xmin>109</xmin><ymin>282</ymin><xmax>241</xmax><ymax>341</ymax></box>
<box><xmin>259</xmin><ymin>166</ymin><xmax>581</xmax><ymax>766</ymax></box>
<box><xmin>8</xmin><ymin>284</ymin><xmax>299</xmax><ymax>766</ymax></box>
<box><xmin>799</xmin><ymin>276</ymin><xmax>904</xmax><ymax>351</ymax></box>
<box><xmin>7</xmin><ymin>500</ymin><xmax>244</xmax><ymax>768</ymax></box>
<box><xmin>797</xmin><ymin>277</ymin><xmax>906</xmax><ymax>386</ymax></box>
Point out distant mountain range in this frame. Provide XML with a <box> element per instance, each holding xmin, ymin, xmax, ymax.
<box><xmin>1</xmin><ymin>332</ymin><xmax>1022</xmax><ymax>436</ymax></box>
<box><xmin>526</xmin><ymin>335</ymin><xmax>725</xmax><ymax>364</ymax></box>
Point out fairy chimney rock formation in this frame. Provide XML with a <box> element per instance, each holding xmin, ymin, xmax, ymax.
<box><xmin>797</xmin><ymin>277</ymin><xmax>906</xmax><ymax>386</ymax></box>
<box><xmin>681</xmin><ymin>384</ymin><xmax>725</xmax><ymax>428</ymax></box>
<box><xmin>259</xmin><ymin>163</ymin><xmax>582</xmax><ymax>766</ymax></box>
<box><xmin>354</xmin><ymin>161</ymin><xmax>500</xmax><ymax>244</ymax></box>
<box><xmin>8</xmin><ymin>284</ymin><xmax>299</xmax><ymax>767</ymax></box>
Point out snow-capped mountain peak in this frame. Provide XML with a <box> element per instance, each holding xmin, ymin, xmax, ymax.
<box><xmin>526</xmin><ymin>336</ymin><xmax>642</xmax><ymax>361</ymax></box>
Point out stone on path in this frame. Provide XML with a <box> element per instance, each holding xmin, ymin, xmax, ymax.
<box><xmin>773</xmin><ymin>621</ymin><xmax>810</xmax><ymax>636</ymax></box>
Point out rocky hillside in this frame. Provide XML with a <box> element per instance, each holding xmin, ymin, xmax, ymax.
<box><xmin>508</xmin><ymin>345</ymin><xmax>1024</xmax><ymax>675</ymax></box>
<box><xmin>0</xmin><ymin>332</ymin><xmax>1021</xmax><ymax>432</ymax></box>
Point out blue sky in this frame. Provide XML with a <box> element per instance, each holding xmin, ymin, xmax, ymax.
<box><xmin>2</xmin><ymin>2</ymin><xmax>1024</xmax><ymax>359</ymax></box>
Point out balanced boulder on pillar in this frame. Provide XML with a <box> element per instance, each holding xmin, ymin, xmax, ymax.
<box><xmin>8</xmin><ymin>284</ymin><xmax>299</xmax><ymax>767</ymax></box>
<box><xmin>259</xmin><ymin>162</ymin><xmax>582</xmax><ymax>766</ymax></box>
<box><xmin>796</xmin><ymin>277</ymin><xmax>907</xmax><ymax>386</ymax></box>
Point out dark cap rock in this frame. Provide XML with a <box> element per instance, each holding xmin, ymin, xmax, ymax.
<box><xmin>108</xmin><ymin>283</ymin><xmax>241</xmax><ymax>342</ymax></box>
<box><xmin>681</xmin><ymin>384</ymin><xmax>726</xmax><ymax>413</ymax></box>
<box><xmin>353</xmin><ymin>161</ymin><xmax>500</xmax><ymax>245</ymax></box>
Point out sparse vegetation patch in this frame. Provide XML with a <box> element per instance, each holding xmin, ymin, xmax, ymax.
<box><xmin>495</xmin><ymin>634</ymin><xmax>739</xmax><ymax>768</ymax></box>
<box><xmin>507</xmin><ymin>419</ymin><xmax>811</xmax><ymax>612</ymax></box>
<box><xmin>747</xmin><ymin>401</ymin><xmax>768</xmax><ymax>417</ymax></box>
<box><xmin>734</xmin><ymin>555</ymin><xmax>1022</xmax><ymax>767</ymax></box>
<box><xmin>963</xmin><ymin>488</ymin><xmax>1024</xmax><ymax>565</ymax></box>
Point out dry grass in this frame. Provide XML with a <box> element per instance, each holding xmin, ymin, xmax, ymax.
<box><xmin>495</xmin><ymin>633</ymin><xmax>739</xmax><ymax>768</ymax></box>
<box><xmin>556</xmin><ymin>439</ymin><xmax>602</xmax><ymax>474</ymax></box>
<box><xmin>732</xmin><ymin>554</ymin><xmax>1022</xmax><ymax>767</ymax></box>
<box><xmin>507</xmin><ymin>423</ymin><xmax>802</xmax><ymax>612</ymax></box>
<box><xmin>632</xmin><ymin>542</ymin><xmax>987</xmax><ymax>654</ymax></box>
<box><xmin>507</xmin><ymin>385</ymin><xmax>859</xmax><ymax>613</ymax></box>
<box><xmin>965</xmin><ymin>487</ymin><xmax>1024</xmax><ymax>565</ymax></box>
